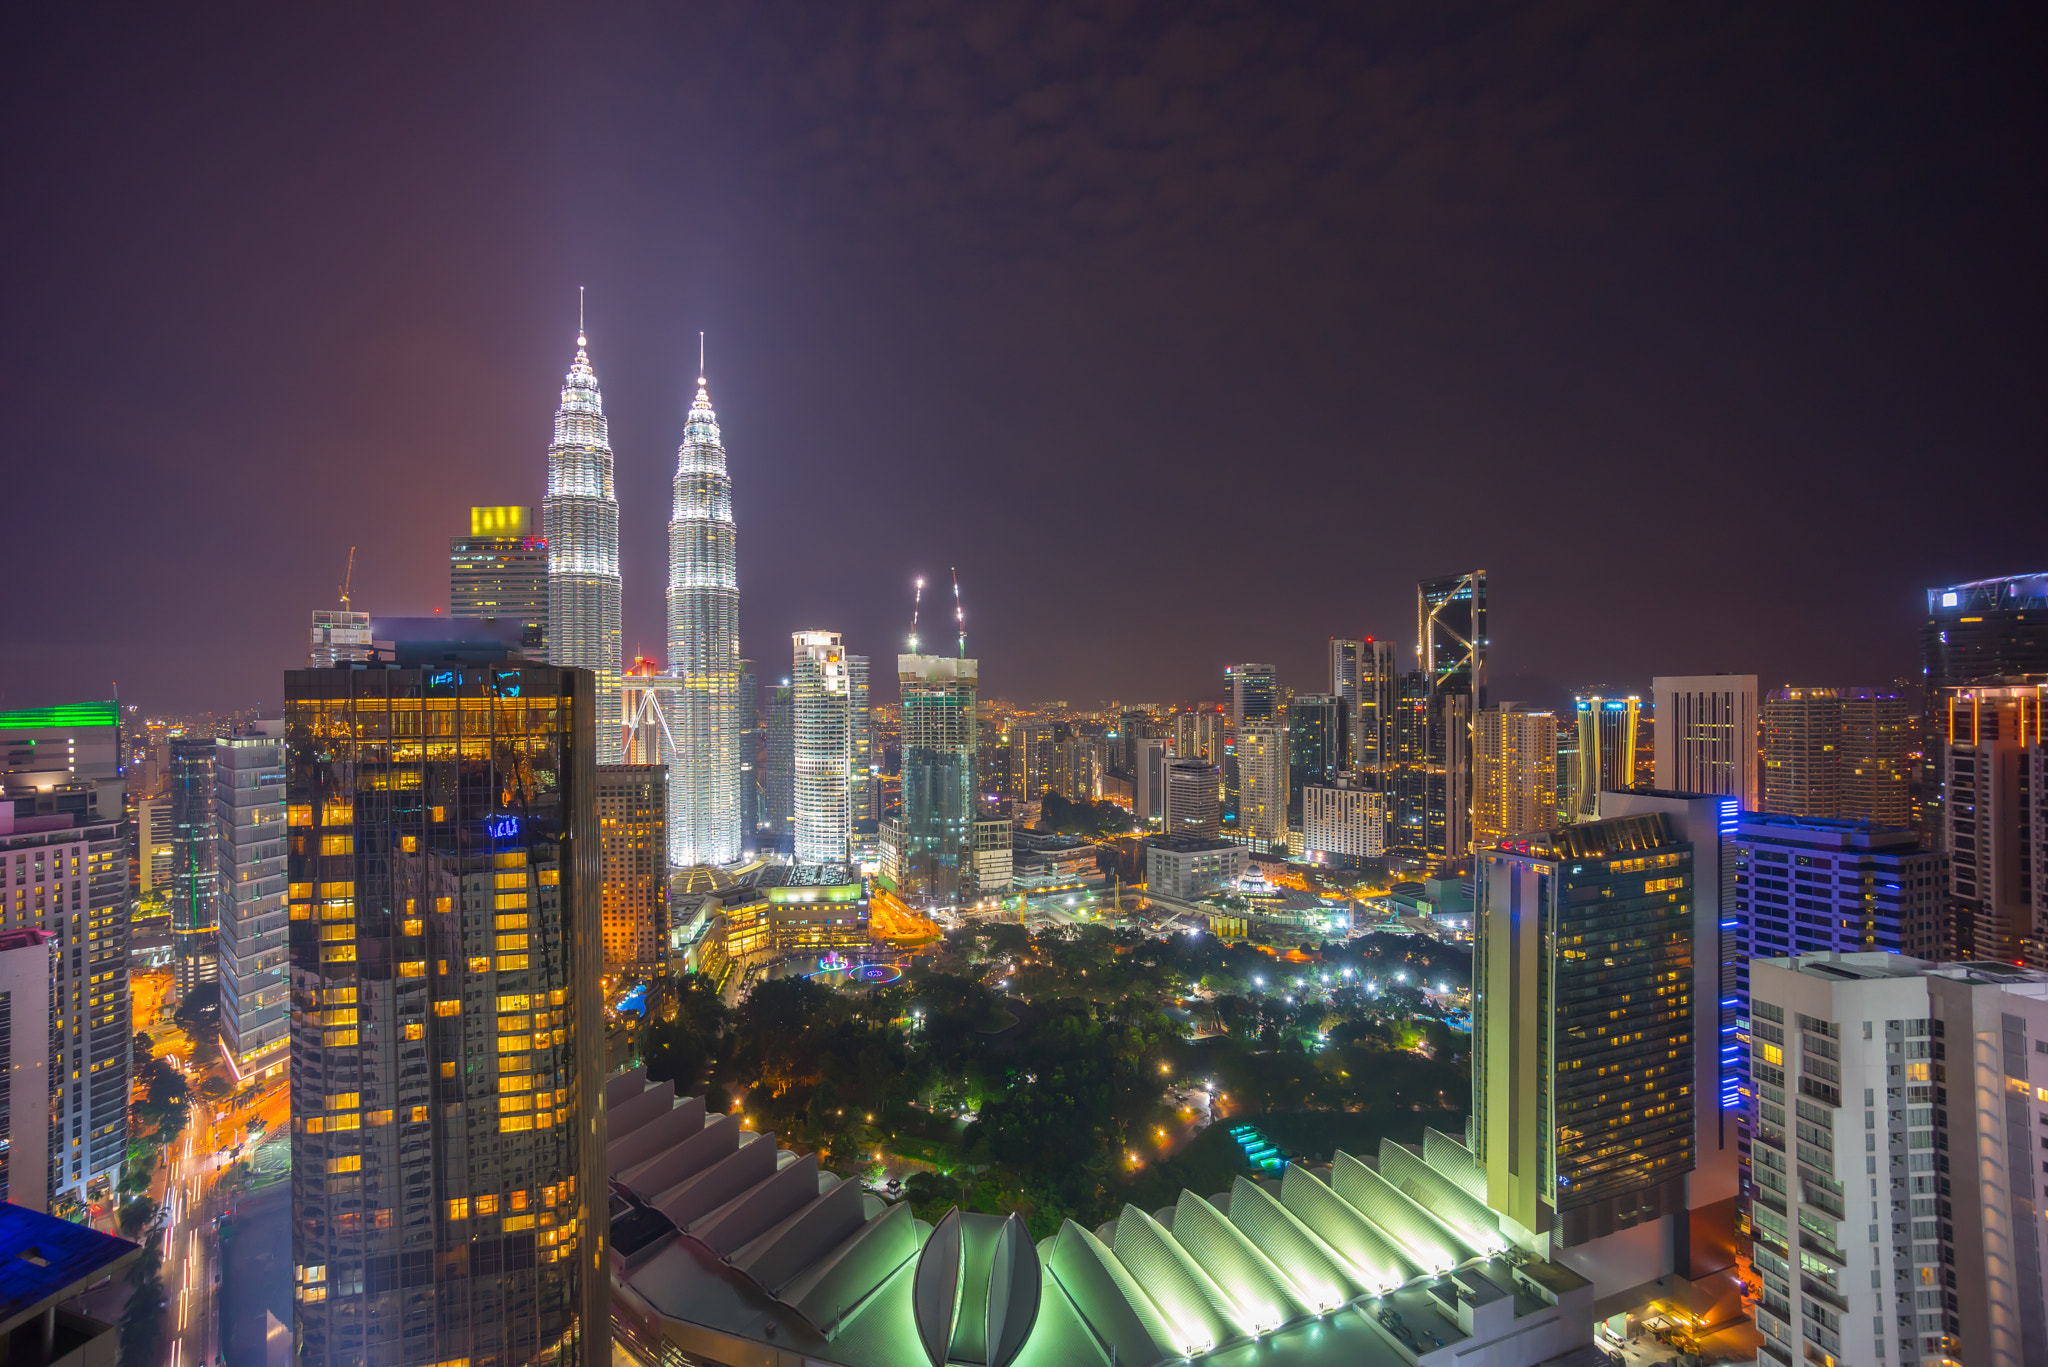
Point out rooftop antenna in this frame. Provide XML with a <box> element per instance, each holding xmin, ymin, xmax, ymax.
<box><xmin>579</xmin><ymin>285</ymin><xmax>585</xmax><ymax>336</ymax></box>
<box><xmin>952</xmin><ymin>567</ymin><xmax>964</xmax><ymax>658</ymax></box>
<box><xmin>699</xmin><ymin>331</ymin><xmax>705</xmax><ymax>383</ymax></box>
<box><xmin>339</xmin><ymin>546</ymin><xmax>356</xmax><ymax>609</ymax></box>
<box><xmin>909</xmin><ymin>578</ymin><xmax>924</xmax><ymax>653</ymax></box>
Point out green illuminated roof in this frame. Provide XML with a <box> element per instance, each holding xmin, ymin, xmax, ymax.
<box><xmin>0</xmin><ymin>702</ymin><xmax>117</xmax><ymax>732</ymax></box>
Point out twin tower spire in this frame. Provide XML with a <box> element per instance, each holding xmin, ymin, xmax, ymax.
<box><xmin>540</xmin><ymin>301</ymin><xmax>742</xmax><ymax>867</ymax></box>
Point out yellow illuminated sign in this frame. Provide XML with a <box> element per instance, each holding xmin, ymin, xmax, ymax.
<box><xmin>471</xmin><ymin>506</ymin><xmax>531</xmax><ymax>536</ymax></box>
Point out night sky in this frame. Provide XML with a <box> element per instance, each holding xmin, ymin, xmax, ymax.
<box><xmin>5</xmin><ymin>4</ymin><xmax>2043</xmax><ymax>717</ymax></box>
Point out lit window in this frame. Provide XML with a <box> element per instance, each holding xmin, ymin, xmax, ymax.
<box><xmin>469</xmin><ymin>957</ymin><xmax>490</xmax><ymax>973</ymax></box>
<box><xmin>447</xmin><ymin>1197</ymin><xmax>468</xmax><ymax>1219</ymax></box>
<box><xmin>475</xmin><ymin>1194</ymin><xmax>499</xmax><ymax>1215</ymax></box>
<box><xmin>433</xmin><ymin>999</ymin><xmax>460</xmax><ymax>1017</ymax></box>
<box><xmin>327</xmin><ymin>1155</ymin><xmax>361</xmax><ymax>1174</ymax></box>
<box><xmin>403</xmin><ymin>1023</ymin><xmax>424</xmax><ymax>1041</ymax></box>
<box><xmin>497</xmin><ymin>954</ymin><xmax>530</xmax><ymax>971</ymax></box>
<box><xmin>409</xmin><ymin>1105</ymin><xmax>429</xmax><ymax>1123</ymax></box>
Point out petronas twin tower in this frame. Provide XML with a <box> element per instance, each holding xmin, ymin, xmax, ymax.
<box><xmin>541</xmin><ymin>322</ymin><xmax>742</xmax><ymax>868</ymax></box>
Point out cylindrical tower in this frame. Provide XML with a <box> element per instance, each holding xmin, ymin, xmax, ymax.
<box><xmin>543</xmin><ymin>331</ymin><xmax>624</xmax><ymax>762</ymax></box>
<box><xmin>665</xmin><ymin>375</ymin><xmax>742</xmax><ymax>866</ymax></box>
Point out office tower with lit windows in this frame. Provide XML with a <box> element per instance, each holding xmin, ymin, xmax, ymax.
<box><xmin>1226</xmin><ymin>663</ymin><xmax>1277</xmax><ymax>729</ymax></box>
<box><xmin>450</xmin><ymin>506</ymin><xmax>549</xmax><ymax>651</ymax></box>
<box><xmin>170</xmin><ymin>735</ymin><xmax>218</xmax><ymax>996</ymax></box>
<box><xmin>664</xmin><ymin>373</ymin><xmax>742</xmax><ymax>866</ymax></box>
<box><xmin>1921</xmin><ymin>573</ymin><xmax>2048</xmax><ymax>846</ymax></box>
<box><xmin>1353</xmin><ymin>638</ymin><xmax>1399</xmax><ymax>776</ymax></box>
<box><xmin>596</xmin><ymin>765</ymin><xmax>665</xmax><ymax>974</ymax></box>
<box><xmin>737</xmin><ymin>661</ymin><xmax>757</xmax><ymax>856</ymax></box>
<box><xmin>1285</xmin><ymin>693</ymin><xmax>1347</xmax><ymax>828</ymax></box>
<box><xmin>1570</xmin><ymin>696</ymin><xmax>1639</xmax><ymax>821</ymax></box>
<box><xmin>1652</xmin><ymin>675</ymin><xmax>1758</xmax><ymax>810</ymax></box>
<box><xmin>1419</xmin><ymin>572</ymin><xmax>1486</xmax><ymax>868</ymax></box>
<box><xmin>1164</xmin><ymin>757</ymin><xmax>1221</xmax><ymax>839</ymax></box>
<box><xmin>1473</xmin><ymin>813</ymin><xmax>1698</xmax><ymax>1259</ymax></box>
<box><xmin>848</xmin><ymin>654</ymin><xmax>873</xmax><ymax>825</ymax></box>
<box><xmin>544</xmin><ymin>327</ymin><xmax>624</xmax><ymax>765</ymax></box>
<box><xmin>216</xmin><ymin>722</ymin><xmax>290</xmax><ymax>1081</ymax></box>
<box><xmin>1747</xmin><ymin>954</ymin><xmax>2048</xmax><ymax>1367</ymax></box>
<box><xmin>134</xmin><ymin>794</ymin><xmax>173</xmax><ymax>893</ymax></box>
<box><xmin>1172</xmin><ymin>707</ymin><xmax>1222</xmax><ymax>765</ymax></box>
<box><xmin>1133</xmin><ymin>737</ymin><xmax>1174</xmax><ymax>825</ymax></box>
<box><xmin>1384</xmin><ymin>670</ymin><xmax>1434</xmax><ymax>865</ymax></box>
<box><xmin>760</xmin><ymin>683</ymin><xmax>795</xmax><ymax>856</ymax></box>
<box><xmin>285</xmin><ymin>655</ymin><xmax>605</xmax><ymax>1367</ymax></box>
<box><xmin>0</xmin><ymin>701</ymin><xmax>131</xmax><ymax>1205</ymax></box>
<box><xmin>898</xmin><ymin>655</ymin><xmax>978</xmax><ymax>905</ymax></box>
<box><xmin>1727</xmin><ymin>810</ymin><xmax>1948</xmax><ymax>1119</ymax></box>
<box><xmin>1471</xmin><ymin>705</ymin><xmax>1556</xmax><ymax>853</ymax></box>
<box><xmin>1939</xmin><ymin>683</ymin><xmax>2044</xmax><ymax>964</ymax></box>
<box><xmin>1235</xmin><ymin>722</ymin><xmax>1286</xmax><ymax>852</ymax></box>
<box><xmin>791</xmin><ymin>632</ymin><xmax>852</xmax><ymax>863</ymax></box>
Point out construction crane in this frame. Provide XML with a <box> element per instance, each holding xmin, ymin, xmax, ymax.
<box><xmin>338</xmin><ymin>546</ymin><xmax>356</xmax><ymax>609</ymax></box>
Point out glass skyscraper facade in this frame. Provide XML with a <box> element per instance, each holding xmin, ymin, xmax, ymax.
<box><xmin>543</xmin><ymin>331</ymin><xmax>623</xmax><ymax>765</ymax></box>
<box><xmin>897</xmin><ymin>655</ymin><xmax>978</xmax><ymax>905</ymax></box>
<box><xmin>285</xmin><ymin>660</ymin><xmax>605</xmax><ymax>1367</ymax></box>
<box><xmin>1473</xmin><ymin>812</ymin><xmax>1696</xmax><ymax>1247</ymax></box>
<box><xmin>217</xmin><ymin>723</ymin><xmax>290</xmax><ymax>1080</ymax></box>
<box><xmin>1285</xmin><ymin>693</ymin><xmax>1346</xmax><ymax>827</ymax></box>
<box><xmin>1418</xmin><ymin>572</ymin><xmax>1486</xmax><ymax>868</ymax></box>
<box><xmin>664</xmin><ymin>375</ymin><xmax>742</xmax><ymax>867</ymax></box>
<box><xmin>170</xmin><ymin>734</ymin><xmax>218</xmax><ymax>996</ymax></box>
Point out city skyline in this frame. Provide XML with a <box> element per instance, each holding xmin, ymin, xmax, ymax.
<box><xmin>6</xmin><ymin>8</ymin><xmax>2045</xmax><ymax>715</ymax></box>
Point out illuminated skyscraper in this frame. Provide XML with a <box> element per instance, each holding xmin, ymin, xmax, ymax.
<box><xmin>285</xmin><ymin>653</ymin><xmax>606</xmax><ymax>1367</ymax></box>
<box><xmin>1921</xmin><ymin>572</ymin><xmax>2048</xmax><ymax>845</ymax></box>
<box><xmin>792</xmin><ymin>632</ymin><xmax>852</xmax><ymax>863</ymax></box>
<box><xmin>544</xmin><ymin>327</ymin><xmax>623</xmax><ymax>764</ymax></box>
<box><xmin>898</xmin><ymin>654</ymin><xmax>978</xmax><ymax>905</ymax></box>
<box><xmin>665</xmin><ymin>373</ymin><xmax>742</xmax><ymax>866</ymax></box>
<box><xmin>1571</xmin><ymin>695</ymin><xmax>1640</xmax><ymax>821</ymax></box>
<box><xmin>1354</xmin><ymin>638</ymin><xmax>1399</xmax><ymax>776</ymax></box>
<box><xmin>1471</xmin><ymin>705</ymin><xmax>1556</xmax><ymax>852</ymax></box>
<box><xmin>451</xmin><ymin>505</ymin><xmax>548</xmax><ymax>651</ymax></box>
<box><xmin>1285</xmin><ymin>693</ymin><xmax>1347</xmax><ymax>827</ymax></box>
<box><xmin>170</xmin><ymin>735</ymin><xmax>218</xmax><ymax>996</ymax></box>
<box><xmin>1419</xmin><ymin>572</ymin><xmax>1486</xmax><ymax>866</ymax></box>
<box><xmin>1236</xmin><ymin>722</ymin><xmax>1287</xmax><ymax>853</ymax></box>
<box><xmin>216</xmin><ymin>722</ymin><xmax>289</xmax><ymax>1081</ymax></box>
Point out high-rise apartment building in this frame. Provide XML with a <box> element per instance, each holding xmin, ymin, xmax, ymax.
<box><xmin>450</xmin><ymin>506</ymin><xmax>548</xmax><ymax>651</ymax></box>
<box><xmin>1920</xmin><ymin>572</ymin><xmax>2048</xmax><ymax>845</ymax></box>
<box><xmin>898</xmin><ymin>655</ymin><xmax>978</xmax><ymax>905</ymax></box>
<box><xmin>134</xmin><ymin>794</ymin><xmax>173</xmax><ymax>892</ymax></box>
<box><xmin>762</xmin><ymin>681</ymin><xmax>794</xmax><ymax>855</ymax></box>
<box><xmin>1471</xmin><ymin>705</ymin><xmax>1556</xmax><ymax>853</ymax></box>
<box><xmin>1652</xmin><ymin>674</ymin><xmax>1758</xmax><ymax>810</ymax></box>
<box><xmin>1570</xmin><ymin>695</ymin><xmax>1639</xmax><ymax>821</ymax></box>
<box><xmin>1285</xmin><ymin>693</ymin><xmax>1347</xmax><ymax>828</ymax></box>
<box><xmin>1419</xmin><ymin>573</ymin><xmax>1486</xmax><ymax>868</ymax></box>
<box><xmin>1763</xmin><ymin>686</ymin><xmax>1914</xmax><ymax>827</ymax></box>
<box><xmin>1235</xmin><ymin>722</ymin><xmax>1286</xmax><ymax>852</ymax></box>
<box><xmin>0</xmin><ymin>927</ymin><xmax>52</xmax><ymax>1210</ymax></box>
<box><xmin>285</xmin><ymin>656</ymin><xmax>605</xmax><ymax>1367</ymax></box>
<box><xmin>1839</xmin><ymin>688</ymin><xmax>1911</xmax><ymax>828</ymax></box>
<box><xmin>311</xmin><ymin>610</ymin><xmax>373</xmax><ymax>668</ymax></box>
<box><xmin>1163</xmin><ymin>757</ymin><xmax>1221</xmax><ymax>840</ymax></box>
<box><xmin>0</xmin><ymin>701</ymin><xmax>131</xmax><ymax>1204</ymax></box>
<box><xmin>544</xmin><ymin>328</ymin><xmax>624</xmax><ymax>764</ymax></box>
<box><xmin>1748</xmin><ymin>954</ymin><xmax>2048</xmax><ymax>1367</ymax></box>
<box><xmin>216</xmin><ymin>722</ymin><xmax>290</xmax><ymax>1081</ymax></box>
<box><xmin>1762</xmin><ymin>687</ymin><xmax>1840</xmax><ymax>817</ymax></box>
<box><xmin>1939</xmin><ymin>683</ymin><xmax>2044</xmax><ymax>964</ymax></box>
<box><xmin>792</xmin><ymin>632</ymin><xmax>852</xmax><ymax>863</ymax></box>
<box><xmin>664</xmin><ymin>374</ymin><xmax>742</xmax><ymax>866</ymax></box>
<box><xmin>1474</xmin><ymin>813</ymin><xmax>1701</xmax><ymax>1254</ymax></box>
<box><xmin>170</xmin><ymin>735</ymin><xmax>218</xmax><ymax>996</ymax></box>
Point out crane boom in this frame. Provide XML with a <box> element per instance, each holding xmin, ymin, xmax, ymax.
<box><xmin>339</xmin><ymin>546</ymin><xmax>356</xmax><ymax>609</ymax></box>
